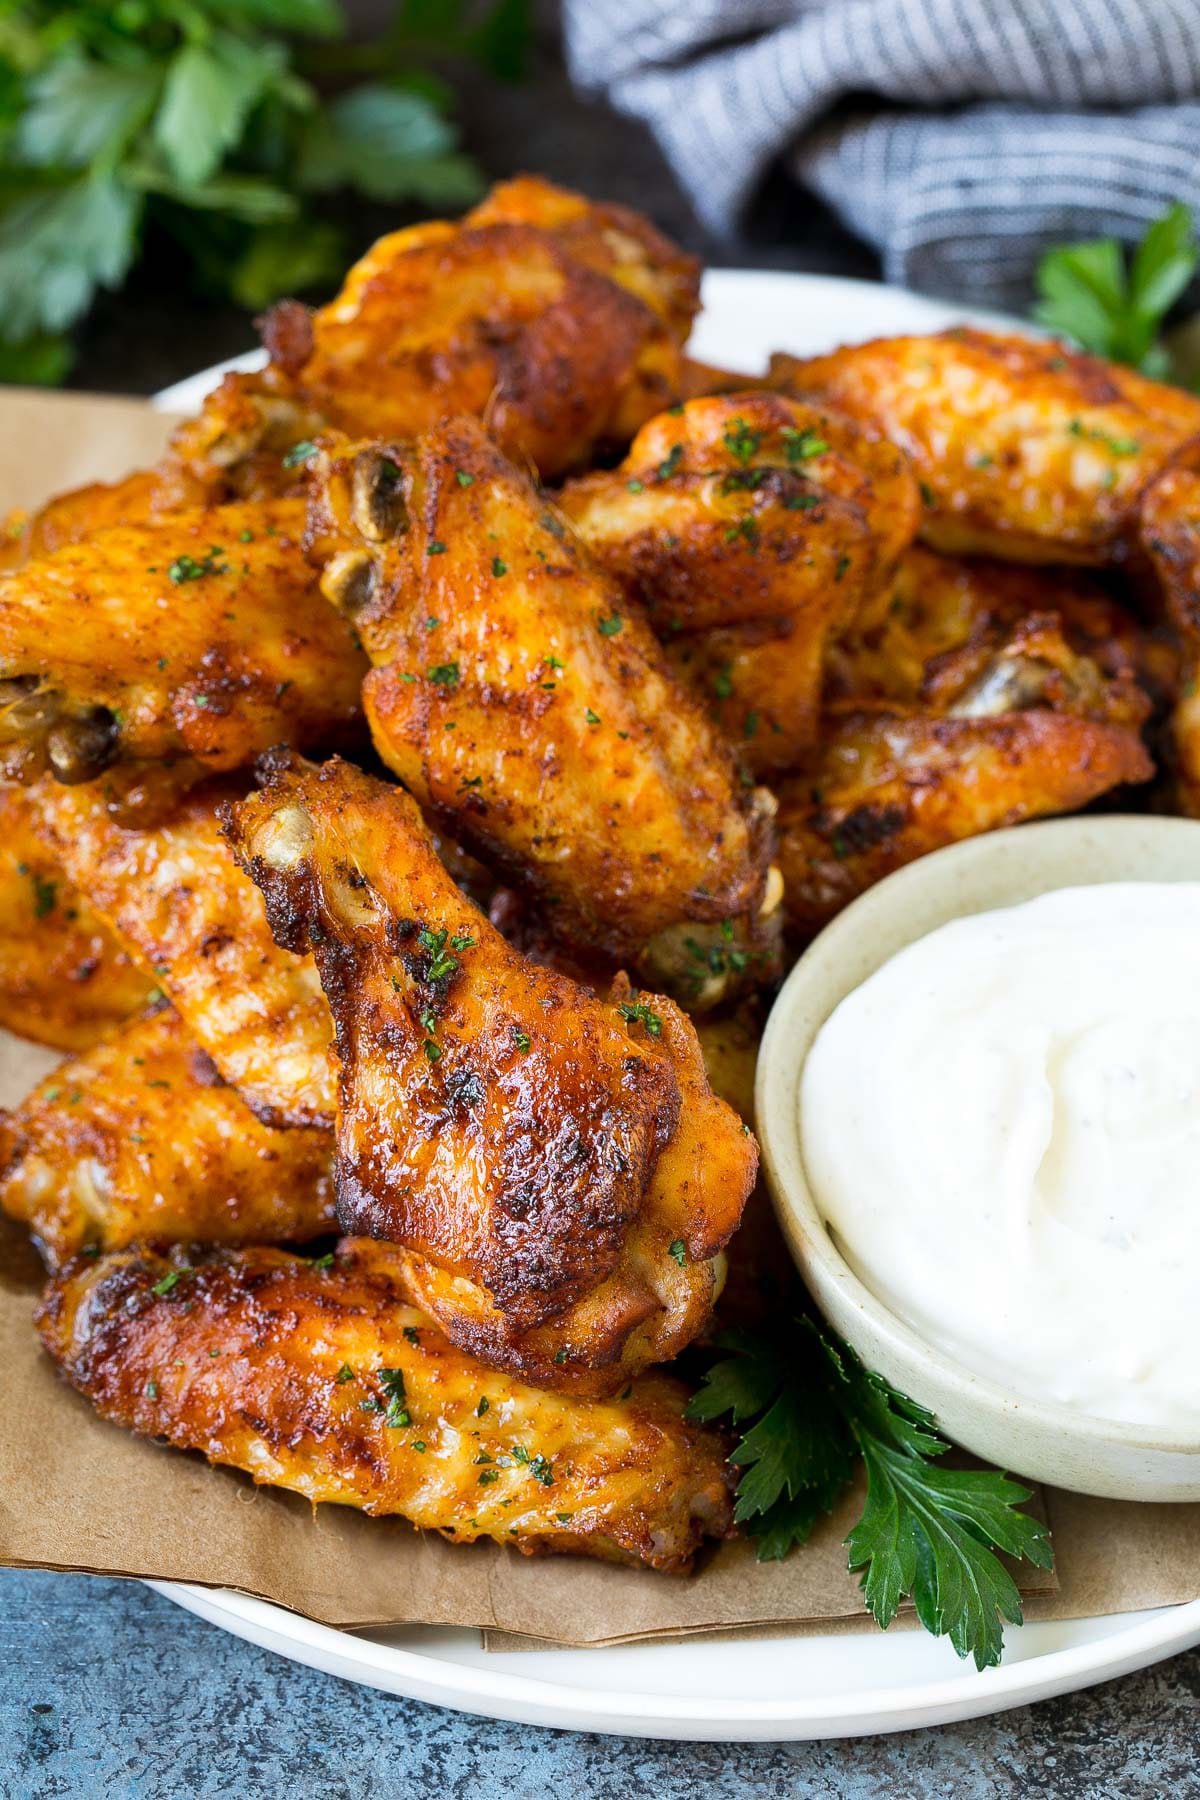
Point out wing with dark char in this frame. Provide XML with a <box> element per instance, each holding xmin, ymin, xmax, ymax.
<box><xmin>32</xmin><ymin>777</ymin><xmax>335</xmax><ymax>1128</ymax></box>
<box><xmin>0</xmin><ymin>497</ymin><xmax>365</xmax><ymax>789</ymax></box>
<box><xmin>226</xmin><ymin>754</ymin><xmax>756</xmax><ymax>1392</ymax></box>
<box><xmin>38</xmin><ymin>1241</ymin><xmax>734</xmax><ymax>1572</ymax></box>
<box><xmin>306</xmin><ymin>420</ymin><xmax>780</xmax><ymax>1005</ymax></box>
<box><xmin>559</xmin><ymin>392</ymin><xmax>919</xmax><ymax>773</ymax></box>
<box><xmin>0</xmin><ymin>1005</ymin><xmax>334</xmax><ymax>1271</ymax></box>
<box><xmin>774</xmin><ymin>328</ymin><xmax>1200</xmax><ymax>565</ymax></box>
<box><xmin>0</xmin><ymin>781</ymin><xmax>152</xmax><ymax>1050</ymax></box>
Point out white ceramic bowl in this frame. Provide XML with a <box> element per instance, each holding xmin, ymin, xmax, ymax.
<box><xmin>755</xmin><ymin>815</ymin><xmax>1200</xmax><ymax>1502</ymax></box>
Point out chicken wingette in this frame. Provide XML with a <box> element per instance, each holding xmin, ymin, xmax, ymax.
<box><xmin>1139</xmin><ymin>445</ymin><xmax>1200</xmax><ymax>815</ymax></box>
<box><xmin>32</xmin><ymin>777</ymin><xmax>335</xmax><ymax>1128</ymax></box>
<box><xmin>39</xmin><ymin>1241</ymin><xmax>734</xmax><ymax>1572</ymax></box>
<box><xmin>777</xmin><ymin>619</ymin><xmax>1153</xmax><ymax>935</ymax></box>
<box><xmin>558</xmin><ymin>393</ymin><xmax>919</xmax><ymax>772</ymax></box>
<box><xmin>306</xmin><ymin>422</ymin><xmax>780</xmax><ymax>1004</ymax></box>
<box><xmin>226</xmin><ymin>754</ymin><xmax>757</xmax><ymax>1393</ymax></box>
<box><xmin>0</xmin><ymin>497</ymin><xmax>365</xmax><ymax>789</ymax></box>
<box><xmin>257</xmin><ymin>174</ymin><xmax>700</xmax><ymax>480</ymax></box>
<box><xmin>0</xmin><ymin>782</ymin><xmax>152</xmax><ymax>1050</ymax></box>
<box><xmin>775</xmin><ymin>329</ymin><xmax>1200</xmax><ymax>565</ymax></box>
<box><xmin>0</xmin><ymin>1005</ymin><xmax>334</xmax><ymax>1272</ymax></box>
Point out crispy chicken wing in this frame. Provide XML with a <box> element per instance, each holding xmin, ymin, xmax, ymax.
<box><xmin>1138</xmin><ymin>445</ymin><xmax>1200</xmax><ymax>813</ymax></box>
<box><xmin>39</xmin><ymin>1241</ymin><xmax>734</xmax><ymax>1571</ymax></box>
<box><xmin>32</xmin><ymin>778</ymin><xmax>335</xmax><ymax>1128</ymax></box>
<box><xmin>829</xmin><ymin>544</ymin><xmax>1171</xmax><ymax>712</ymax></box>
<box><xmin>227</xmin><ymin>754</ymin><xmax>756</xmax><ymax>1392</ymax></box>
<box><xmin>0</xmin><ymin>1005</ymin><xmax>334</xmax><ymax>1271</ymax></box>
<box><xmin>558</xmin><ymin>394</ymin><xmax>919</xmax><ymax>773</ymax></box>
<box><xmin>775</xmin><ymin>329</ymin><xmax>1200</xmax><ymax>565</ymax></box>
<box><xmin>258</xmin><ymin>175</ymin><xmax>699</xmax><ymax>480</ymax></box>
<box><xmin>0</xmin><ymin>782</ymin><xmax>152</xmax><ymax>1050</ymax></box>
<box><xmin>0</xmin><ymin>497</ymin><xmax>365</xmax><ymax>789</ymax></box>
<box><xmin>777</xmin><ymin>677</ymin><xmax>1152</xmax><ymax>936</ymax></box>
<box><xmin>307</xmin><ymin>422</ymin><xmax>779</xmax><ymax>1002</ymax></box>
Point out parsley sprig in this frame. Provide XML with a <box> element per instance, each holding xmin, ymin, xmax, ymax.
<box><xmin>0</xmin><ymin>0</ymin><xmax>528</xmax><ymax>384</ymax></box>
<box><xmin>1034</xmin><ymin>203</ymin><xmax>1198</xmax><ymax>380</ymax></box>
<box><xmin>687</xmin><ymin>1320</ymin><xmax>1053</xmax><ymax>1670</ymax></box>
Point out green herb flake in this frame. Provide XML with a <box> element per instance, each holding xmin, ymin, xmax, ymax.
<box><xmin>668</xmin><ymin>1239</ymin><xmax>688</xmax><ymax>1267</ymax></box>
<box><xmin>513</xmin><ymin>1028</ymin><xmax>531</xmax><ymax>1053</ymax></box>
<box><xmin>723</xmin><ymin>418</ymin><xmax>761</xmax><ymax>464</ymax></box>
<box><xmin>455</xmin><ymin>470</ymin><xmax>474</xmax><ymax>487</ymax></box>
<box><xmin>618</xmin><ymin>999</ymin><xmax>663</xmax><ymax>1037</ymax></box>
<box><xmin>656</xmin><ymin>443</ymin><xmax>683</xmax><ymax>479</ymax></box>
<box><xmin>335</xmin><ymin>1364</ymin><xmax>355</xmax><ymax>1384</ymax></box>
<box><xmin>626</xmin><ymin>478</ymin><xmax>644</xmax><ymax>492</ymax></box>
<box><xmin>781</xmin><ymin>427</ymin><xmax>829</xmax><ymax>464</ymax></box>
<box><xmin>476</xmin><ymin>1396</ymin><xmax>490</xmax><ymax>1417</ymax></box>
<box><xmin>282</xmin><ymin>440</ymin><xmax>317</xmax><ymax>469</ymax></box>
<box><xmin>492</xmin><ymin>557</ymin><xmax>508</xmax><ymax>577</ymax></box>
<box><xmin>168</xmin><ymin>547</ymin><xmax>227</xmax><ymax>584</ymax></box>
<box><xmin>585</xmin><ymin>707</ymin><xmax>601</xmax><ymax>726</ymax></box>
<box><xmin>428</xmin><ymin>662</ymin><xmax>460</xmax><ymax>688</ymax></box>
<box><xmin>151</xmin><ymin>1268</ymin><xmax>190</xmax><ymax>1299</ymax></box>
<box><xmin>597</xmin><ymin>612</ymin><xmax>623</xmax><ymax>637</ymax></box>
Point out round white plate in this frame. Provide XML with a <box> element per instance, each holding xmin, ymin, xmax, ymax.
<box><xmin>151</xmin><ymin>268</ymin><xmax>1200</xmax><ymax>1740</ymax></box>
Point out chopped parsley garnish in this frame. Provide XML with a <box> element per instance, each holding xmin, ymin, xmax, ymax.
<box><xmin>688</xmin><ymin>1321</ymin><xmax>1053</xmax><ymax>1670</ymax></box>
<box><xmin>144</xmin><ymin>1381</ymin><xmax>158</xmax><ymax>1399</ymax></box>
<box><xmin>418</xmin><ymin>925</ymin><xmax>470</xmax><ymax>981</ymax></box>
<box><xmin>553</xmin><ymin>1348</ymin><xmax>568</xmax><ymax>1365</ymax></box>
<box><xmin>478</xmin><ymin>1468</ymin><xmax>500</xmax><ymax>1485</ymax></box>
<box><xmin>597</xmin><ymin>613</ymin><xmax>623</xmax><ymax>637</ymax></box>
<box><xmin>835</xmin><ymin>554</ymin><xmax>852</xmax><ymax>582</ymax></box>
<box><xmin>427</xmin><ymin>662</ymin><xmax>460</xmax><ymax>688</ymax></box>
<box><xmin>1066</xmin><ymin>419</ymin><xmax>1140</xmax><ymax>455</ymax></box>
<box><xmin>528</xmin><ymin>1454</ymin><xmax>554</xmax><ymax>1487</ymax></box>
<box><xmin>724</xmin><ymin>516</ymin><xmax>758</xmax><ymax>548</ymax></box>
<box><xmin>30</xmin><ymin>872</ymin><xmax>55</xmax><ymax>918</ymax></box>
<box><xmin>668</xmin><ymin>1239</ymin><xmax>688</xmax><ymax>1267</ymax></box>
<box><xmin>282</xmin><ymin>440</ymin><xmax>318</xmax><ymax>468</ymax></box>
<box><xmin>423</xmin><ymin>1038</ymin><xmax>442</xmax><ymax>1063</ymax></box>
<box><xmin>626</xmin><ymin>478</ymin><xmax>644</xmax><ymax>492</ymax></box>
<box><xmin>404</xmin><ymin>1326</ymin><xmax>421</xmax><ymax>1345</ymax></box>
<box><xmin>310</xmin><ymin>1252</ymin><xmax>334</xmax><ymax>1270</ymax></box>
<box><xmin>585</xmin><ymin>707</ymin><xmax>601</xmax><ymax>726</ymax></box>
<box><xmin>378</xmin><ymin>1367</ymin><xmax>411</xmax><ymax>1428</ymax></box>
<box><xmin>425</xmin><ymin>616</ymin><xmax>440</xmax><ymax>631</ymax></box>
<box><xmin>781</xmin><ymin>427</ymin><xmax>828</xmax><ymax>464</ymax></box>
<box><xmin>335</xmin><ymin>1364</ymin><xmax>355</xmax><ymax>1384</ymax></box>
<box><xmin>168</xmin><ymin>547</ymin><xmax>227</xmax><ymax>584</ymax></box>
<box><xmin>713</xmin><ymin>664</ymin><xmax>734</xmax><ymax>700</ymax></box>
<box><xmin>492</xmin><ymin>557</ymin><xmax>508</xmax><ymax>577</ymax></box>
<box><xmin>723</xmin><ymin>418</ymin><xmax>761</xmax><ymax>463</ymax></box>
<box><xmin>455</xmin><ymin>470</ymin><xmax>474</xmax><ymax>487</ymax></box>
<box><xmin>513</xmin><ymin>1028</ymin><xmax>531</xmax><ymax>1053</ymax></box>
<box><xmin>151</xmin><ymin>1268</ymin><xmax>190</xmax><ymax>1298</ymax></box>
<box><xmin>657</xmin><ymin>443</ymin><xmax>683</xmax><ymax>479</ymax></box>
<box><xmin>476</xmin><ymin>1396</ymin><xmax>490</xmax><ymax>1417</ymax></box>
<box><xmin>785</xmin><ymin>492</ymin><xmax>819</xmax><ymax>511</ymax></box>
<box><xmin>618</xmin><ymin>999</ymin><xmax>663</xmax><ymax>1036</ymax></box>
<box><xmin>426</xmin><ymin>540</ymin><xmax>448</xmax><ymax>556</ymax></box>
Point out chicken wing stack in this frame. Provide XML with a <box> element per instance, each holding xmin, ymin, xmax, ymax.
<box><xmin>0</xmin><ymin>175</ymin><xmax>1191</xmax><ymax>1577</ymax></box>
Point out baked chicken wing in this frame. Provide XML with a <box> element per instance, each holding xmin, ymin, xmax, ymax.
<box><xmin>226</xmin><ymin>754</ymin><xmax>757</xmax><ymax>1392</ymax></box>
<box><xmin>1138</xmin><ymin>445</ymin><xmax>1200</xmax><ymax>814</ymax></box>
<box><xmin>0</xmin><ymin>782</ymin><xmax>152</xmax><ymax>1051</ymax></box>
<box><xmin>258</xmin><ymin>175</ymin><xmax>699</xmax><ymax>479</ymax></box>
<box><xmin>775</xmin><ymin>329</ymin><xmax>1200</xmax><ymax>565</ymax></box>
<box><xmin>39</xmin><ymin>1241</ymin><xmax>733</xmax><ymax>1571</ymax></box>
<box><xmin>0</xmin><ymin>1005</ymin><xmax>334</xmax><ymax>1272</ymax></box>
<box><xmin>307</xmin><ymin>421</ymin><xmax>779</xmax><ymax>1002</ymax></box>
<box><xmin>32</xmin><ymin>777</ymin><xmax>335</xmax><ymax>1128</ymax></box>
<box><xmin>776</xmin><ymin>628</ymin><xmax>1153</xmax><ymax>936</ymax></box>
<box><xmin>558</xmin><ymin>393</ymin><xmax>919</xmax><ymax>772</ymax></box>
<box><xmin>0</xmin><ymin>497</ymin><xmax>365</xmax><ymax>789</ymax></box>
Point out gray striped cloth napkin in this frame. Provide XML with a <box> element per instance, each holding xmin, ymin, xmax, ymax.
<box><xmin>563</xmin><ymin>0</ymin><xmax>1200</xmax><ymax>304</ymax></box>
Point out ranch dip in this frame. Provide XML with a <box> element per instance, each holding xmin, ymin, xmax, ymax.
<box><xmin>799</xmin><ymin>883</ymin><xmax>1200</xmax><ymax>1432</ymax></box>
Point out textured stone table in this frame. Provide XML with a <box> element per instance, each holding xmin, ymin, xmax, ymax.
<box><xmin>2</xmin><ymin>1570</ymin><xmax>1198</xmax><ymax>1796</ymax></box>
<box><xmin>11</xmin><ymin>11</ymin><xmax>1199</xmax><ymax>1791</ymax></box>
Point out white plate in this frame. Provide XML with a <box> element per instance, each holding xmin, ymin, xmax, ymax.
<box><xmin>151</xmin><ymin>268</ymin><xmax>1200</xmax><ymax>1740</ymax></box>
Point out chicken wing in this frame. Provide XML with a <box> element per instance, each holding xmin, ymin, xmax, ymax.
<box><xmin>1138</xmin><ymin>444</ymin><xmax>1200</xmax><ymax>813</ymax></box>
<box><xmin>257</xmin><ymin>175</ymin><xmax>699</xmax><ymax>480</ymax></box>
<box><xmin>0</xmin><ymin>1005</ymin><xmax>334</xmax><ymax>1271</ymax></box>
<box><xmin>0</xmin><ymin>496</ymin><xmax>365</xmax><ymax>789</ymax></box>
<box><xmin>777</xmin><ymin>660</ymin><xmax>1153</xmax><ymax>936</ymax></box>
<box><xmin>306</xmin><ymin>422</ymin><xmax>779</xmax><ymax>1002</ymax></box>
<box><xmin>828</xmin><ymin>544</ymin><xmax>1172</xmax><ymax>712</ymax></box>
<box><xmin>39</xmin><ymin>1240</ymin><xmax>734</xmax><ymax>1571</ymax></box>
<box><xmin>557</xmin><ymin>393</ymin><xmax>919</xmax><ymax>773</ymax></box>
<box><xmin>0</xmin><ymin>782</ymin><xmax>152</xmax><ymax>1051</ymax></box>
<box><xmin>226</xmin><ymin>754</ymin><xmax>757</xmax><ymax>1392</ymax></box>
<box><xmin>775</xmin><ymin>329</ymin><xmax>1200</xmax><ymax>565</ymax></box>
<box><xmin>32</xmin><ymin>777</ymin><xmax>335</xmax><ymax>1128</ymax></box>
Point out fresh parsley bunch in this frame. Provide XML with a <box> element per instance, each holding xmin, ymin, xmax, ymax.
<box><xmin>687</xmin><ymin>1319</ymin><xmax>1054</xmax><ymax>1670</ymax></box>
<box><xmin>1034</xmin><ymin>203</ymin><xmax>1198</xmax><ymax>380</ymax></box>
<box><xmin>0</xmin><ymin>0</ymin><xmax>526</xmax><ymax>384</ymax></box>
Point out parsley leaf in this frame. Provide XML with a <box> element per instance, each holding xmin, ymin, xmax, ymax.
<box><xmin>1034</xmin><ymin>204</ymin><xmax>1198</xmax><ymax>378</ymax></box>
<box><xmin>688</xmin><ymin>1320</ymin><xmax>1053</xmax><ymax>1670</ymax></box>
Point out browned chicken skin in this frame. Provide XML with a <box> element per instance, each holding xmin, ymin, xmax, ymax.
<box><xmin>39</xmin><ymin>1241</ymin><xmax>734</xmax><ymax>1571</ymax></box>
<box><xmin>776</xmin><ymin>328</ymin><xmax>1200</xmax><ymax>565</ymax></box>
<box><xmin>0</xmin><ymin>782</ymin><xmax>152</xmax><ymax>1051</ymax></box>
<box><xmin>31</xmin><ymin>777</ymin><xmax>335</xmax><ymax>1128</ymax></box>
<box><xmin>0</xmin><ymin>1005</ymin><xmax>334</xmax><ymax>1271</ymax></box>
<box><xmin>260</xmin><ymin>175</ymin><xmax>700</xmax><ymax>480</ymax></box>
<box><xmin>1138</xmin><ymin>446</ymin><xmax>1200</xmax><ymax>814</ymax></box>
<box><xmin>559</xmin><ymin>392</ymin><xmax>919</xmax><ymax>773</ymax></box>
<box><xmin>226</xmin><ymin>754</ymin><xmax>757</xmax><ymax>1393</ymax></box>
<box><xmin>306</xmin><ymin>421</ymin><xmax>780</xmax><ymax>1003</ymax></box>
<box><xmin>0</xmin><ymin>496</ymin><xmax>366</xmax><ymax>790</ymax></box>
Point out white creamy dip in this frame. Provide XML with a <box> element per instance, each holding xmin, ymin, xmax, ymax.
<box><xmin>800</xmin><ymin>883</ymin><xmax>1200</xmax><ymax>1433</ymax></box>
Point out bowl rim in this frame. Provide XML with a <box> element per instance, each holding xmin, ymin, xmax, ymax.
<box><xmin>754</xmin><ymin>813</ymin><xmax>1200</xmax><ymax>1460</ymax></box>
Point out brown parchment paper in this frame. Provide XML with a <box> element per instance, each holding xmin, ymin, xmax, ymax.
<box><xmin>0</xmin><ymin>389</ymin><xmax>1196</xmax><ymax>1651</ymax></box>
